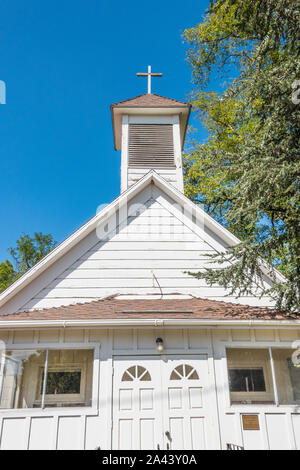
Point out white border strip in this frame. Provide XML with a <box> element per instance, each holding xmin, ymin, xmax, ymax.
<box><xmin>0</xmin><ymin>318</ymin><xmax>299</xmax><ymax>329</ymax></box>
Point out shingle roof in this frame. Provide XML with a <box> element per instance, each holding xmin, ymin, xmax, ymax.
<box><xmin>0</xmin><ymin>297</ymin><xmax>295</xmax><ymax>321</ymax></box>
<box><xmin>111</xmin><ymin>93</ymin><xmax>190</xmax><ymax>108</ymax></box>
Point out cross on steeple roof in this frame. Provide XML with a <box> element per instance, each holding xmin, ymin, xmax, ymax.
<box><xmin>136</xmin><ymin>65</ymin><xmax>162</xmax><ymax>94</ymax></box>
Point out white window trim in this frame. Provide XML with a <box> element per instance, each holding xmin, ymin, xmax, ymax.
<box><xmin>0</xmin><ymin>343</ymin><xmax>100</xmax><ymax>416</ymax></box>
<box><xmin>35</xmin><ymin>363</ymin><xmax>87</xmax><ymax>406</ymax></box>
<box><xmin>228</xmin><ymin>363</ymin><xmax>274</xmax><ymax>403</ymax></box>
<box><xmin>223</xmin><ymin>344</ymin><xmax>300</xmax><ymax>411</ymax></box>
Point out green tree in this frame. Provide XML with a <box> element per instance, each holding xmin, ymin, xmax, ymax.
<box><xmin>183</xmin><ymin>0</ymin><xmax>300</xmax><ymax>312</ymax></box>
<box><xmin>0</xmin><ymin>260</ymin><xmax>16</xmax><ymax>293</ymax></box>
<box><xmin>0</xmin><ymin>233</ymin><xmax>57</xmax><ymax>293</ymax></box>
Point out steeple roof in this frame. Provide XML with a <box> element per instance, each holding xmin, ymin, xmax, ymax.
<box><xmin>111</xmin><ymin>93</ymin><xmax>190</xmax><ymax>108</ymax></box>
<box><xmin>111</xmin><ymin>93</ymin><xmax>191</xmax><ymax>150</ymax></box>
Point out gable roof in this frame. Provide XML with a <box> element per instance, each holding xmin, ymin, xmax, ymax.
<box><xmin>0</xmin><ymin>297</ymin><xmax>295</xmax><ymax>322</ymax></box>
<box><xmin>111</xmin><ymin>93</ymin><xmax>190</xmax><ymax>108</ymax></box>
<box><xmin>0</xmin><ymin>171</ymin><xmax>286</xmax><ymax>314</ymax></box>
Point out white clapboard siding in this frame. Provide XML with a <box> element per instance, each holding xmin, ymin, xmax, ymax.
<box><xmin>128</xmin><ymin>168</ymin><xmax>177</xmax><ymax>175</ymax></box>
<box><xmin>36</xmin><ymin>286</ymin><xmax>257</xmax><ymax>299</ymax></box>
<box><xmin>59</xmin><ymin>268</ymin><xmax>223</xmax><ymax>280</ymax></box>
<box><xmin>117</xmin><ymin>224</ymin><xmax>193</xmax><ymax>234</ymax></box>
<box><xmin>76</xmin><ymin>251</ymin><xmax>215</xmax><ymax>261</ymax></box>
<box><xmin>128</xmin><ymin>206</ymin><xmax>174</xmax><ymax>216</ymax></box>
<box><xmin>126</xmin><ymin>216</ymin><xmax>182</xmax><ymax>226</ymax></box>
<box><xmin>97</xmin><ymin>233</ymin><xmax>200</xmax><ymax>242</ymax></box>
<box><xmin>91</xmin><ymin>241</ymin><xmax>209</xmax><ymax>251</ymax></box>
<box><xmin>70</xmin><ymin>259</ymin><xmax>219</xmax><ymax>269</ymax></box>
<box><xmin>47</xmin><ymin>277</ymin><xmax>220</xmax><ymax>289</ymax></box>
<box><xmin>20</xmin><ymin>192</ymin><xmax>274</xmax><ymax>311</ymax></box>
<box><xmin>128</xmin><ymin>167</ymin><xmax>179</xmax><ymax>189</ymax></box>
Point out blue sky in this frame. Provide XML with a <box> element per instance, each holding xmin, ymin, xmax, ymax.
<box><xmin>0</xmin><ymin>0</ymin><xmax>211</xmax><ymax>262</ymax></box>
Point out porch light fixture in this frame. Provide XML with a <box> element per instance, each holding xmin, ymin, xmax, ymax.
<box><xmin>156</xmin><ymin>337</ymin><xmax>164</xmax><ymax>353</ymax></box>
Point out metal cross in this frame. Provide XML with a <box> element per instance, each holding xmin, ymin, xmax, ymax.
<box><xmin>136</xmin><ymin>65</ymin><xmax>162</xmax><ymax>94</ymax></box>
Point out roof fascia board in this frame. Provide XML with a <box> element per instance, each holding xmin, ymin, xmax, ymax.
<box><xmin>111</xmin><ymin>105</ymin><xmax>190</xmax><ymax>150</ymax></box>
<box><xmin>0</xmin><ymin>318</ymin><xmax>298</xmax><ymax>329</ymax></box>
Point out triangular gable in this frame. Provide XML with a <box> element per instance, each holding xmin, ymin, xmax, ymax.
<box><xmin>0</xmin><ymin>171</ymin><xmax>285</xmax><ymax>315</ymax></box>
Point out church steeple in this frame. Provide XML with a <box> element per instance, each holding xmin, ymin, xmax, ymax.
<box><xmin>111</xmin><ymin>88</ymin><xmax>191</xmax><ymax>193</ymax></box>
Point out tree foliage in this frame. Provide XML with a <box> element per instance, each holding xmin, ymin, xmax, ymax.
<box><xmin>0</xmin><ymin>233</ymin><xmax>57</xmax><ymax>293</ymax></box>
<box><xmin>183</xmin><ymin>0</ymin><xmax>300</xmax><ymax>312</ymax></box>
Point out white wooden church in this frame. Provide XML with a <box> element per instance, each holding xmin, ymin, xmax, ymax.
<box><xmin>0</xmin><ymin>68</ymin><xmax>299</xmax><ymax>450</ymax></box>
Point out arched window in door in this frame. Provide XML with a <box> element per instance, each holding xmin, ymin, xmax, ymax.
<box><xmin>121</xmin><ymin>365</ymin><xmax>151</xmax><ymax>382</ymax></box>
<box><xmin>170</xmin><ymin>364</ymin><xmax>199</xmax><ymax>380</ymax></box>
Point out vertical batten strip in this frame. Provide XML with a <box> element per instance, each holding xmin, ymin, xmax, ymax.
<box><xmin>173</xmin><ymin>115</ymin><xmax>184</xmax><ymax>192</ymax></box>
<box><xmin>121</xmin><ymin>115</ymin><xmax>129</xmax><ymax>193</ymax></box>
<box><xmin>286</xmin><ymin>412</ymin><xmax>297</xmax><ymax>450</ymax></box>
<box><xmin>260</xmin><ymin>412</ymin><xmax>270</xmax><ymax>450</ymax></box>
<box><xmin>51</xmin><ymin>416</ymin><xmax>59</xmax><ymax>450</ymax></box>
<box><xmin>269</xmin><ymin>347</ymin><xmax>279</xmax><ymax>406</ymax></box>
<box><xmin>0</xmin><ymin>417</ymin><xmax>3</xmax><ymax>450</ymax></box>
<box><xmin>41</xmin><ymin>348</ymin><xmax>49</xmax><ymax>409</ymax></box>
<box><xmin>24</xmin><ymin>416</ymin><xmax>31</xmax><ymax>450</ymax></box>
<box><xmin>80</xmin><ymin>415</ymin><xmax>86</xmax><ymax>450</ymax></box>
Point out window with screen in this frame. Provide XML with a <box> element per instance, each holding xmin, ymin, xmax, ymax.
<box><xmin>0</xmin><ymin>349</ymin><xmax>94</xmax><ymax>409</ymax></box>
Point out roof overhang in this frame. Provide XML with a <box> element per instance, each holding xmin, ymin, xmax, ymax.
<box><xmin>111</xmin><ymin>104</ymin><xmax>191</xmax><ymax>151</ymax></box>
<box><xmin>0</xmin><ymin>318</ymin><xmax>299</xmax><ymax>329</ymax></box>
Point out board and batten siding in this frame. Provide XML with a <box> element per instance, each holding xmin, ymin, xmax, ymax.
<box><xmin>0</xmin><ymin>326</ymin><xmax>300</xmax><ymax>450</ymax></box>
<box><xmin>14</xmin><ymin>185</ymin><xmax>275</xmax><ymax>312</ymax></box>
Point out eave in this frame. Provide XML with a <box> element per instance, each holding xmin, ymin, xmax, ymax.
<box><xmin>0</xmin><ymin>318</ymin><xmax>299</xmax><ymax>329</ymax></box>
<box><xmin>110</xmin><ymin>104</ymin><xmax>191</xmax><ymax>150</ymax></box>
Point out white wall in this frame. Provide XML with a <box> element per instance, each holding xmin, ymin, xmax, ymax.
<box><xmin>1</xmin><ymin>184</ymin><xmax>275</xmax><ymax>314</ymax></box>
<box><xmin>0</xmin><ymin>326</ymin><xmax>300</xmax><ymax>450</ymax></box>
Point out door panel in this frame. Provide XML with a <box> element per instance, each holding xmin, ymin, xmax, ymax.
<box><xmin>162</xmin><ymin>355</ymin><xmax>209</xmax><ymax>450</ymax></box>
<box><xmin>112</xmin><ymin>354</ymin><xmax>218</xmax><ymax>450</ymax></box>
<box><xmin>112</xmin><ymin>356</ymin><xmax>163</xmax><ymax>450</ymax></box>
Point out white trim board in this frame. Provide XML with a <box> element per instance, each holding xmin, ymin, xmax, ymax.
<box><xmin>0</xmin><ymin>319</ymin><xmax>299</xmax><ymax>328</ymax></box>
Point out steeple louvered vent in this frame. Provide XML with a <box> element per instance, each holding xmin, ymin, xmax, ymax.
<box><xmin>128</xmin><ymin>124</ymin><xmax>174</xmax><ymax>167</ymax></box>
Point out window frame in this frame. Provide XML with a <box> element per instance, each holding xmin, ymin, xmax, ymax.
<box><xmin>0</xmin><ymin>343</ymin><xmax>100</xmax><ymax>416</ymax></box>
<box><xmin>228</xmin><ymin>363</ymin><xmax>273</xmax><ymax>403</ymax></box>
<box><xmin>226</xmin><ymin>349</ymin><xmax>274</xmax><ymax>405</ymax></box>
<box><xmin>224</xmin><ymin>344</ymin><xmax>300</xmax><ymax>410</ymax></box>
<box><xmin>228</xmin><ymin>366</ymin><xmax>266</xmax><ymax>393</ymax></box>
<box><xmin>35</xmin><ymin>364</ymin><xmax>87</xmax><ymax>406</ymax></box>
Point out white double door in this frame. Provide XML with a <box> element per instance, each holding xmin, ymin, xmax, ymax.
<box><xmin>112</xmin><ymin>354</ymin><xmax>219</xmax><ymax>450</ymax></box>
